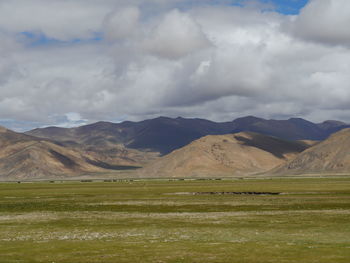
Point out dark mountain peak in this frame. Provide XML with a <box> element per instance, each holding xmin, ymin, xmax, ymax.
<box><xmin>75</xmin><ymin>121</ymin><xmax>122</xmax><ymax>135</ymax></box>
<box><xmin>139</xmin><ymin>116</ymin><xmax>177</xmax><ymax>126</ymax></box>
<box><xmin>288</xmin><ymin>117</ymin><xmax>306</xmax><ymax>121</ymax></box>
<box><xmin>93</xmin><ymin>121</ymin><xmax>113</xmax><ymax>125</ymax></box>
<box><xmin>321</xmin><ymin>120</ymin><xmax>346</xmax><ymax>124</ymax></box>
<box><xmin>234</xmin><ymin>116</ymin><xmax>264</xmax><ymax>122</ymax></box>
<box><xmin>36</xmin><ymin>126</ymin><xmax>66</xmax><ymax>131</ymax></box>
<box><xmin>26</xmin><ymin>115</ymin><xmax>350</xmax><ymax>156</ymax></box>
<box><xmin>174</xmin><ymin>116</ymin><xmax>218</xmax><ymax>125</ymax></box>
<box><xmin>154</xmin><ymin>116</ymin><xmax>173</xmax><ymax>121</ymax></box>
<box><xmin>287</xmin><ymin>118</ymin><xmax>321</xmax><ymax>131</ymax></box>
<box><xmin>230</xmin><ymin>116</ymin><xmax>327</xmax><ymax>140</ymax></box>
<box><xmin>79</xmin><ymin>121</ymin><xmax>114</xmax><ymax>128</ymax></box>
<box><xmin>287</xmin><ymin>117</ymin><xmax>314</xmax><ymax>124</ymax></box>
<box><xmin>316</xmin><ymin>120</ymin><xmax>350</xmax><ymax>135</ymax></box>
<box><xmin>232</xmin><ymin>116</ymin><xmax>265</xmax><ymax>126</ymax></box>
<box><xmin>318</xmin><ymin>120</ymin><xmax>347</xmax><ymax>127</ymax></box>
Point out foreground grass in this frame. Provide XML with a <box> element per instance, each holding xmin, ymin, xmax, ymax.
<box><xmin>0</xmin><ymin>177</ymin><xmax>349</xmax><ymax>262</ymax></box>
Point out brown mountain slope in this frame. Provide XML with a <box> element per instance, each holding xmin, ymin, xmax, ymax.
<box><xmin>0</xmin><ymin>126</ymin><xmax>107</xmax><ymax>180</ymax></box>
<box><xmin>27</xmin><ymin>116</ymin><xmax>349</xmax><ymax>155</ymax></box>
<box><xmin>138</xmin><ymin>132</ymin><xmax>310</xmax><ymax>178</ymax></box>
<box><xmin>26</xmin><ymin>123</ymin><xmax>160</xmax><ymax>166</ymax></box>
<box><xmin>80</xmin><ymin>144</ymin><xmax>159</xmax><ymax>168</ymax></box>
<box><xmin>273</xmin><ymin>128</ymin><xmax>350</xmax><ymax>175</ymax></box>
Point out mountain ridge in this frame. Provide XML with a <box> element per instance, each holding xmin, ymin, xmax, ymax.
<box><xmin>0</xmin><ymin>126</ymin><xmax>151</xmax><ymax>180</ymax></box>
<box><xmin>2</xmin><ymin>118</ymin><xmax>350</xmax><ymax>180</ymax></box>
<box><xmin>0</xmin><ymin>127</ymin><xmax>105</xmax><ymax>180</ymax></box>
<box><xmin>26</xmin><ymin>116</ymin><xmax>350</xmax><ymax>155</ymax></box>
<box><xmin>138</xmin><ymin>132</ymin><xmax>311</xmax><ymax>178</ymax></box>
<box><xmin>272</xmin><ymin>128</ymin><xmax>350</xmax><ymax>175</ymax></box>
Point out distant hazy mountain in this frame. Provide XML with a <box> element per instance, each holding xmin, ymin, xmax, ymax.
<box><xmin>27</xmin><ymin>117</ymin><xmax>230</xmax><ymax>155</ymax></box>
<box><xmin>138</xmin><ymin>132</ymin><xmax>311</xmax><ymax>178</ymax></box>
<box><xmin>273</xmin><ymin>128</ymin><xmax>350</xmax><ymax>175</ymax></box>
<box><xmin>27</xmin><ymin>116</ymin><xmax>349</xmax><ymax>155</ymax></box>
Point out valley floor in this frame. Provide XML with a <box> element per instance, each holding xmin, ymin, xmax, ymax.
<box><xmin>0</xmin><ymin>177</ymin><xmax>349</xmax><ymax>262</ymax></box>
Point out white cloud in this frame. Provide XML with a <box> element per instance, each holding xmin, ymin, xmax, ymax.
<box><xmin>143</xmin><ymin>9</ymin><xmax>211</xmax><ymax>59</ymax></box>
<box><xmin>0</xmin><ymin>0</ymin><xmax>350</xmax><ymax>130</ymax></box>
<box><xmin>0</xmin><ymin>0</ymin><xmax>111</xmax><ymax>40</ymax></box>
<box><xmin>291</xmin><ymin>0</ymin><xmax>350</xmax><ymax>47</ymax></box>
<box><xmin>104</xmin><ymin>6</ymin><xmax>141</xmax><ymax>41</ymax></box>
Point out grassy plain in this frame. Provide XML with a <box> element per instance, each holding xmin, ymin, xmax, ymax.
<box><xmin>0</xmin><ymin>177</ymin><xmax>349</xmax><ymax>263</ymax></box>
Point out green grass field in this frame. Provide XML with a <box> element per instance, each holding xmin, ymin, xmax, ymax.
<box><xmin>0</xmin><ymin>177</ymin><xmax>350</xmax><ymax>263</ymax></box>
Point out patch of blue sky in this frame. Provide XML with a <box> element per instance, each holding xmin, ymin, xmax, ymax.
<box><xmin>175</xmin><ymin>0</ymin><xmax>308</xmax><ymax>14</ymax></box>
<box><xmin>231</xmin><ymin>0</ymin><xmax>309</xmax><ymax>14</ymax></box>
<box><xmin>18</xmin><ymin>0</ymin><xmax>309</xmax><ymax>47</ymax></box>
<box><xmin>261</xmin><ymin>0</ymin><xmax>309</xmax><ymax>14</ymax></box>
<box><xmin>0</xmin><ymin>119</ymin><xmax>44</xmax><ymax>132</ymax></box>
<box><xmin>19</xmin><ymin>31</ymin><xmax>103</xmax><ymax>47</ymax></box>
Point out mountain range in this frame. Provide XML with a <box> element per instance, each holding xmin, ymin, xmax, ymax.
<box><xmin>274</xmin><ymin>128</ymin><xmax>350</xmax><ymax>175</ymax></box>
<box><xmin>27</xmin><ymin>116</ymin><xmax>349</xmax><ymax>155</ymax></box>
<box><xmin>138</xmin><ymin>132</ymin><xmax>312</xmax><ymax>178</ymax></box>
<box><xmin>0</xmin><ymin>126</ymin><xmax>156</xmax><ymax>180</ymax></box>
<box><xmin>0</xmin><ymin>126</ymin><xmax>103</xmax><ymax>180</ymax></box>
<box><xmin>0</xmin><ymin>116</ymin><xmax>349</xmax><ymax>180</ymax></box>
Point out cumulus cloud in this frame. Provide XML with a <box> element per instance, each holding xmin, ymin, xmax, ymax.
<box><xmin>143</xmin><ymin>9</ymin><xmax>211</xmax><ymax>59</ymax></box>
<box><xmin>104</xmin><ymin>6</ymin><xmax>141</xmax><ymax>41</ymax></box>
<box><xmin>0</xmin><ymin>0</ymin><xmax>350</xmax><ymax>130</ymax></box>
<box><xmin>0</xmin><ymin>0</ymin><xmax>111</xmax><ymax>40</ymax></box>
<box><xmin>291</xmin><ymin>0</ymin><xmax>350</xmax><ymax>47</ymax></box>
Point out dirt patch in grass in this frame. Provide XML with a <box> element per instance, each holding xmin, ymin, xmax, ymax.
<box><xmin>172</xmin><ymin>191</ymin><xmax>280</xmax><ymax>196</ymax></box>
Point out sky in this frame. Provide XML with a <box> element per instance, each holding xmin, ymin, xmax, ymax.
<box><xmin>0</xmin><ymin>0</ymin><xmax>350</xmax><ymax>131</ymax></box>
